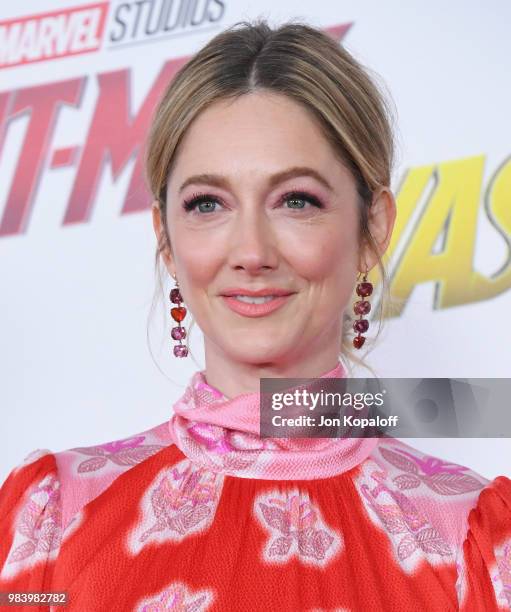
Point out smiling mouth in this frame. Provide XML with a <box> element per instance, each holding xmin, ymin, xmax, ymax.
<box><xmin>229</xmin><ymin>295</ymin><xmax>281</xmax><ymax>304</ymax></box>
<box><xmin>220</xmin><ymin>294</ymin><xmax>295</xmax><ymax>317</ymax></box>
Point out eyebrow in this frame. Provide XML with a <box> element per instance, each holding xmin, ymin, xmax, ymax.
<box><xmin>178</xmin><ymin>166</ymin><xmax>334</xmax><ymax>194</ymax></box>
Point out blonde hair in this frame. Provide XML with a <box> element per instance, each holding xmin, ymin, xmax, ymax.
<box><xmin>146</xmin><ymin>18</ymin><xmax>396</xmax><ymax>376</ymax></box>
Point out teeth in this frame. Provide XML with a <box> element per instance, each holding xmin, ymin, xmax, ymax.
<box><xmin>233</xmin><ymin>295</ymin><xmax>276</xmax><ymax>304</ymax></box>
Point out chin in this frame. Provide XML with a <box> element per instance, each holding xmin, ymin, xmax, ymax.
<box><xmin>226</xmin><ymin>338</ymin><xmax>290</xmax><ymax>362</ymax></box>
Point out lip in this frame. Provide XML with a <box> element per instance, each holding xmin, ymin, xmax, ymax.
<box><xmin>220</xmin><ymin>287</ymin><xmax>295</xmax><ymax>297</ymax></box>
<box><xmin>221</xmin><ymin>294</ymin><xmax>295</xmax><ymax>318</ymax></box>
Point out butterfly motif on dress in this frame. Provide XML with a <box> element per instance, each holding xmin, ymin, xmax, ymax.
<box><xmin>379</xmin><ymin>446</ymin><xmax>484</xmax><ymax>495</ymax></box>
<box><xmin>71</xmin><ymin>435</ymin><xmax>165</xmax><ymax>473</ymax></box>
<box><xmin>255</xmin><ymin>492</ymin><xmax>341</xmax><ymax>566</ymax></box>
<box><xmin>360</xmin><ymin>470</ymin><xmax>452</xmax><ymax>561</ymax></box>
<box><xmin>139</xmin><ymin>464</ymin><xmax>220</xmax><ymax>543</ymax></box>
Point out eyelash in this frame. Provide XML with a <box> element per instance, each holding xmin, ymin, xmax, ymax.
<box><xmin>182</xmin><ymin>190</ymin><xmax>324</xmax><ymax>214</ymax></box>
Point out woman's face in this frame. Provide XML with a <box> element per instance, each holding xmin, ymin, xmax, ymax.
<box><xmin>154</xmin><ymin>91</ymin><xmax>393</xmax><ymax>367</ymax></box>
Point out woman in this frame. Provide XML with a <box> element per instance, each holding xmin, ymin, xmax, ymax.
<box><xmin>1</xmin><ymin>19</ymin><xmax>510</xmax><ymax>612</ymax></box>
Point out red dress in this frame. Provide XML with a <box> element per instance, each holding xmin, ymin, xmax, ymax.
<box><xmin>1</xmin><ymin>364</ymin><xmax>510</xmax><ymax>611</ymax></box>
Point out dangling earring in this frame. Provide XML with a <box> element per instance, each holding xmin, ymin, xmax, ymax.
<box><xmin>353</xmin><ymin>265</ymin><xmax>373</xmax><ymax>349</ymax></box>
<box><xmin>170</xmin><ymin>273</ymin><xmax>188</xmax><ymax>358</ymax></box>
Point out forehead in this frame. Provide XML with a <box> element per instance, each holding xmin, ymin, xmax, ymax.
<box><xmin>167</xmin><ymin>91</ymin><xmax>353</xmax><ymax>191</ymax></box>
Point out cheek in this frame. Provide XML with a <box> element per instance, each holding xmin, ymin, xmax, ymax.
<box><xmin>281</xmin><ymin>219</ymin><xmax>359</xmax><ymax>289</ymax></box>
<box><xmin>170</xmin><ymin>230</ymin><xmax>222</xmax><ymax>295</ymax></box>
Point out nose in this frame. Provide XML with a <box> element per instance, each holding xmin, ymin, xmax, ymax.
<box><xmin>226</xmin><ymin>204</ymin><xmax>279</xmax><ymax>274</ymax></box>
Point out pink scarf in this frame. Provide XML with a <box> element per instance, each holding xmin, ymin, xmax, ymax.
<box><xmin>168</xmin><ymin>361</ymin><xmax>379</xmax><ymax>479</ymax></box>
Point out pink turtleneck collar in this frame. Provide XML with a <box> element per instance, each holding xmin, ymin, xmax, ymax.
<box><xmin>168</xmin><ymin>360</ymin><xmax>379</xmax><ymax>480</ymax></box>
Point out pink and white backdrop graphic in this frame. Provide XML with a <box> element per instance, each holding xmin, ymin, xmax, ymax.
<box><xmin>1</xmin><ymin>0</ymin><xmax>510</xmax><ymax>483</ymax></box>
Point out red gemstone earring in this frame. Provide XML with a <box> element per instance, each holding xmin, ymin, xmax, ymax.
<box><xmin>353</xmin><ymin>266</ymin><xmax>373</xmax><ymax>349</ymax></box>
<box><xmin>170</xmin><ymin>274</ymin><xmax>188</xmax><ymax>358</ymax></box>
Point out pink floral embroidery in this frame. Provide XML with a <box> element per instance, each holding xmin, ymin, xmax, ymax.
<box><xmin>492</xmin><ymin>540</ymin><xmax>511</xmax><ymax>607</ymax></box>
<box><xmin>391</xmin><ymin>448</ymin><xmax>468</xmax><ymax>475</ymax></box>
<box><xmin>183</xmin><ymin>428</ymin><xmax>261</xmax><ymax>474</ymax></box>
<box><xmin>360</xmin><ymin>469</ymin><xmax>451</xmax><ymax>562</ymax></box>
<box><xmin>187</xmin><ymin>423</ymin><xmax>235</xmax><ymax>455</ymax></box>
<box><xmin>7</xmin><ymin>475</ymin><xmax>61</xmax><ymax>565</ymax></box>
<box><xmin>99</xmin><ymin>435</ymin><xmax>146</xmax><ymax>453</ymax></box>
<box><xmin>137</xmin><ymin>581</ymin><xmax>214</xmax><ymax>611</ymax></box>
<box><xmin>254</xmin><ymin>491</ymin><xmax>341</xmax><ymax>567</ymax></box>
<box><xmin>379</xmin><ymin>446</ymin><xmax>484</xmax><ymax>495</ymax></box>
<box><xmin>71</xmin><ymin>435</ymin><xmax>165</xmax><ymax>473</ymax></box>
<box><xmin>138</xmin><ymin>460</ymin><xmax>223</xmax><ymax>542</ymax></box>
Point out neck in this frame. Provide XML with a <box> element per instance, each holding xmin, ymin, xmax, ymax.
<box><xmin>168</xmin><ymin>358</ymin><xmax>377</xmax><ymax>480</ymax></box>
<box><xmin>203</xmin><ymin>341</ymin><xmax>344</xmax><ymax>399</ymax></box>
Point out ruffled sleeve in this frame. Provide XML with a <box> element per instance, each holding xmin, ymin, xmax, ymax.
<box><xmin>457</xmin><ymin>475</ymin><xmax>511</xmax><ymax>611</ymax></box>
<box><xmin>0</xmin><ymin>450</ymin><xmax>63</xmax><ymax>607</ymax></box>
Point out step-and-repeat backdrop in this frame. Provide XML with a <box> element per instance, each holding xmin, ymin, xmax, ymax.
<box><xmin>1</xmin><ymin>0</ymin><xmax>510</xmax><ymax>482</ymax></box>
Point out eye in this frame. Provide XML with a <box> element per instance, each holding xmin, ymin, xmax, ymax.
<box><xmin>182</xmin><ymin>193</ymin><xmax>222</xmax><ymax>214</ymax></box>
<box><xmin>182</xmin><ymin>190</ymin><xmax>324</xmax><ymax>215</ymax></box>
<box><xmin>280</xmin><ymin>190</ymin><xmax>323</xmax><ymax>210</ymax></box>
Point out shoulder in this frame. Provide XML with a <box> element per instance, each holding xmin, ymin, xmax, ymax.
<box><xmin>358</xmin><ymin>437</ymin><xmax>511</xmax><ymax>607</ymax></box>
<box><xmin>1</xmin><ymin>421</ymin><xmax>174</xmax><ymax>534</ymax></box>
<box><xmin>358</xmin><ymin>437</ymin><xmax>491</xmax><ymax>547</ymax></box>
<box><xmin>54</xmin><ymin>421</ymin><xmax>173</xmax><ymax>530</ymax></box>
<box><xmin>364</xmin><ymin>437</ymin><xmax>491</xmax><ymax>497</ymax></box>
<box><xmin>0</xmin><ymin>422</ymin><xmax>175</xmax><ymax>583</ymax></box>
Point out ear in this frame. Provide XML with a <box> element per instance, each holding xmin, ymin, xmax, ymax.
<box><xmin>359</xmin><ymin>187</ymin><xmax>397</xmax><ymax>272</ymax></box>
<box><xmin>151</xmin><ymin>201</ymin><xmax>175</xmax><ymax>275</ymax></box>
